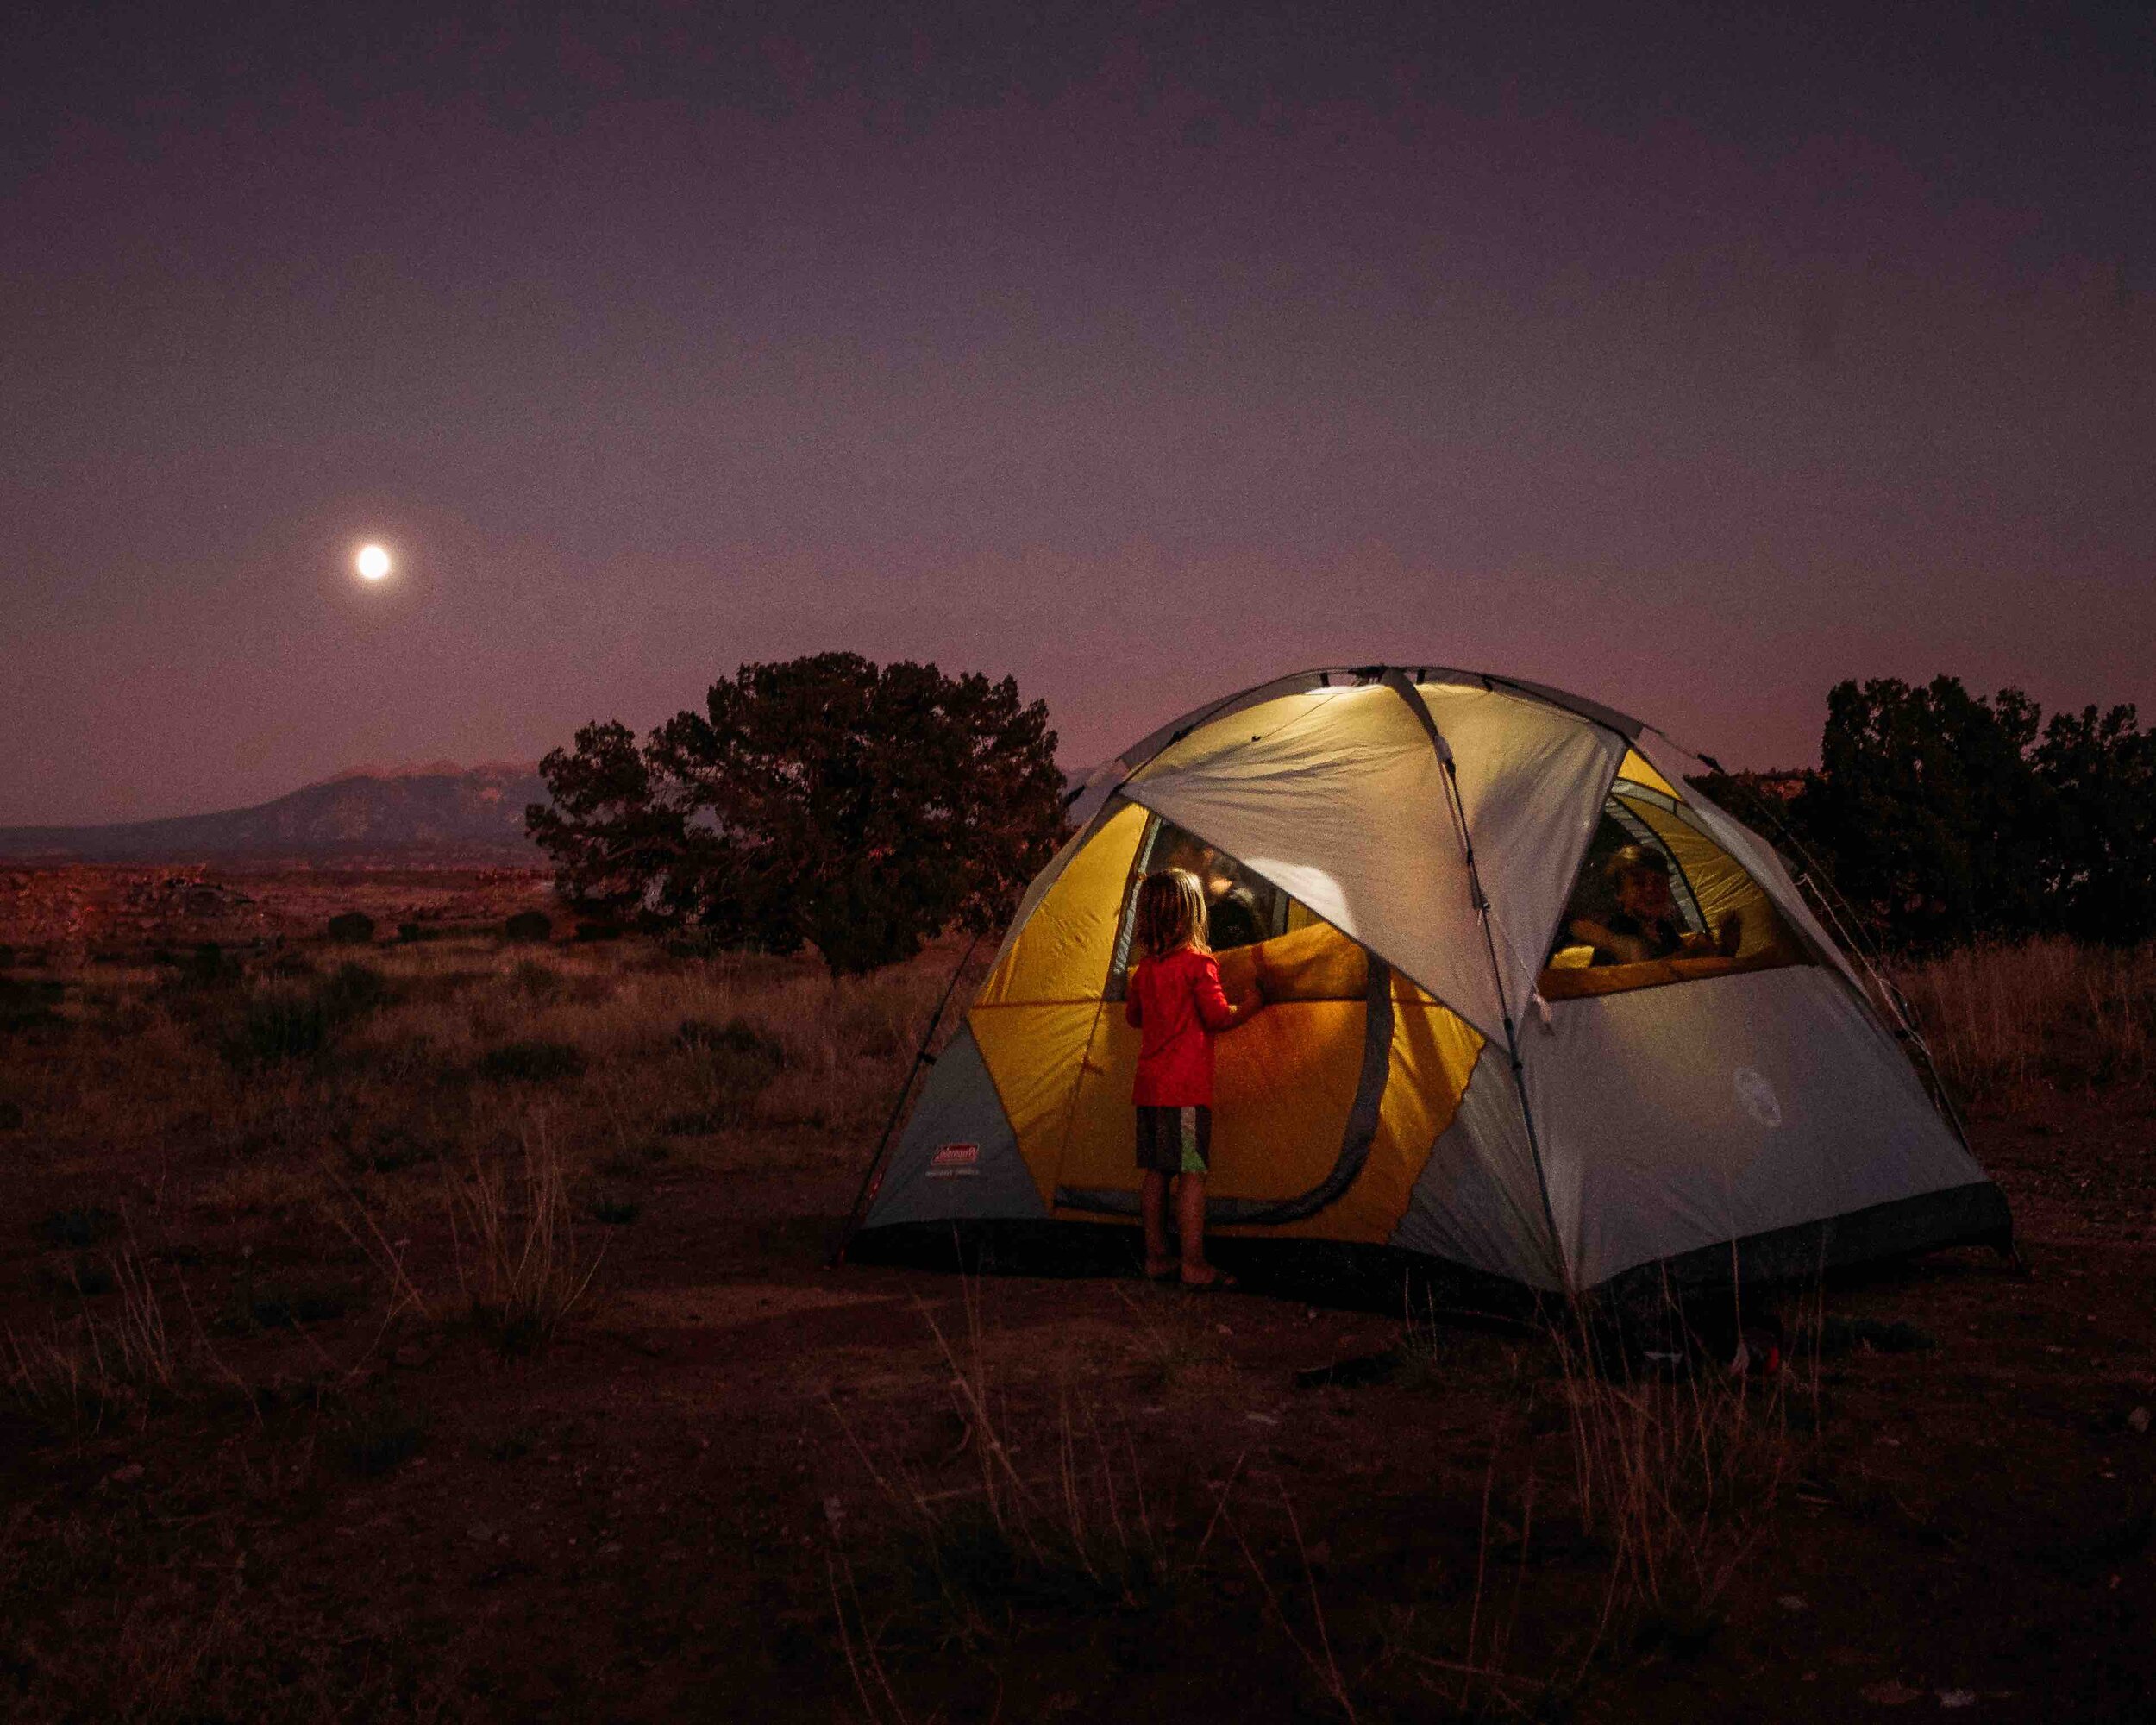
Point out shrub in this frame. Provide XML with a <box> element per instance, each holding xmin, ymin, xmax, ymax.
<box><xmin>0</xmin><ymin>1099</ymin><xmax>23</xmax><ymax>1132</ymax></box>
<box><xmin>503</xmin><ymin>910</ymin><xmax>553</xmax><ymax>944</ymax></box>
<box><xmin>348</xmin><ymin>1126</ymin><xmax>438</xmax><ymax>1174</ymax></box>
<box><xmin>526</xmin><ymin>654</ymin><xmax>1066</xmax><ymax>981</ymax></box>
<box><xmin>0</xmin><ymin>943</ymin><xmax>15</xmax><ymax>969</ymax></box>
<box><xmin>321</xmin><ymin>961</ymin><xmax>391</xmax><ymax>1018</ymax></box>
<box><xmin>397</xmin><ymin>921</ymin><xmax>431</xmax><ymax>944</ymax></box>
<box><xmin>327</xmin><ymin>911</ymin><xmax>376</xmax><ymax>945</ymax></box>
<box><xmin>591</xmin><ymin>1194</ymin><xmax>642</xmax><ymax>1226</ymax></box>
<box><xmin>184</xmin><ymin>942</ymin><xmax>240</xmax><ymax>986</ymax></box>
<box><xmin>222</xmin><ymin>962</ymin><xmax>389</xmax><ymax>1068</ymax></box>
<box><xmin>573</xmin><ymin>919</ymin><xmax>623</xmax><ymax>943</ymax></box>
<box><xmin>478</xmin><ymin>1038</ymin><xmax>586</xmax><ymax>1083</ymax></box>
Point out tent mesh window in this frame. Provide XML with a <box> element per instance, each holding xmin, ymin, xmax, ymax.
<box><xmin>1539</xmin><ymin>775</ymin><xmax>1815</xmax><ymax>1000</ymax></box>
<box><xmin>1106</xmin><ymin>816</ymin><xmax>1301</xmax><ymax>999</ymax></box>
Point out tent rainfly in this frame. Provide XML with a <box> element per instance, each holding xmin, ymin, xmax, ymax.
<box><xmin>853</xmin><ymin>667</ymin><xmax>2010</xmax><ymax>1294</ymax></box>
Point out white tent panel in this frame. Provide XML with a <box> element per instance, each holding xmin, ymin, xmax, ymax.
<box><xmin>1525</xmin><ymin>966</ymin><xmax>1990</xmax><ymax>1289</ymax></box>
<box><xmin>1127</xmin><ymin>686</ymin><xmax>1502</xmax><ymax>1032</ymax></box>
<box><xmin>1414</xmin><ymin>682</ymin><xmax>1626</xmax><ymax>1026</ymax></box>
<box><xmin>1127</xmin><ymin>683</ymin><xmax>1622</xmax><ymax>1040</ymax></box>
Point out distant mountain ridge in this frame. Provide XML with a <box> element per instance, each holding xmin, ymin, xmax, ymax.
<box><xmin>304</xmin><ymin>759</ymin><xmax>540</xmax><ymax>789</ymax></box>
<box><xmin>0</xmin><ymin>763</ymin><xmax>549</xmax><ymax>862</ymax></box>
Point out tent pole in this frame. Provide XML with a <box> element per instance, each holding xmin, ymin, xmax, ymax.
<box><xmin>1381</xmin><ymin>669</ymin><xmax>1576</xmax><ymax>1296</ymax></box>
<box><xmin>1441</xmin><ymin>756</ymin><xmax>1574</xmax><ymax>1297</ymax></box>
<box><xmin>827</xmin><ymin>929</ymin><xmax>984</xmax><ymax>1268</ymax></box>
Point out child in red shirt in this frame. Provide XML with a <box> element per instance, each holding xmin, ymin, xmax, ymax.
<box><xmin>1125</xmin><ymin>867</ymin><xmax>1261</xmax><ymax>1289</ymax></box>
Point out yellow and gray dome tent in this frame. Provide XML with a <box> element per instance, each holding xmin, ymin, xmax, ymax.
<box><xmin>850</xmin><ymin>667</ymin><xmax>2009</xmax><ymax>1295</ymax></box>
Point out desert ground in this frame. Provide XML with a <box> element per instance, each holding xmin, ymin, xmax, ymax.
<box><xmin>2</xmin><ymin>870</ymin><xmax>2152</xmax><ymax>1722</ymax></box>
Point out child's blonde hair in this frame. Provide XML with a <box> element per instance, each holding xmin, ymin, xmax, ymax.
<box><xmin>1133</xmin><ymin>868</ymin><xmax>1211</xmax><ymax>961</ymax></box>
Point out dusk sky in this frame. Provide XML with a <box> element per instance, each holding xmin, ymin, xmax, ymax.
<box><xmin>4</xmin><ymin>2</ymin><xmax>2151</xmax><ymax>825</ymax></box>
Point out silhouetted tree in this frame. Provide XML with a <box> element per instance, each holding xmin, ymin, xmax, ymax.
<box><xmin>527</xmin><ymin>654</ymin><xmax>1068</xmax><ymax>980</ymax></box>
<box><xmin>1713</xmin><ymin>676</ymin><xmax>2156</xmax><ymax>951</ymax></box>
<box><xmin>1789</xmin><ymin>676</ymin><xmax>2050</xmax><ymax>950</ymax></box>
<box><xmin>2033</xmin><ymin>701</ymin><xmax>2156</xmax><ymax>942</ymax></box>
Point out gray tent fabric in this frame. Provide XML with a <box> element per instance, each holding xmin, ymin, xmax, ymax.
<box><xmin>1413</xmin><ymin>682</ymin><xmax>1626</xmax><ymax>1026</ymax></box>
<box><xmin>1523</xmin><ymin>966</ymin><xmax>1991</xmax><ymax>1289</ymax></box>
<box><xmin>866</xmin><ymin>1026</ymin><xmax>1043</xmax><ymax>1226</ymax></box>
<box><xmin>1389</xmin><ymin>1044</ymin><xmax>1567</xmax><ymax>1289</ymax></box>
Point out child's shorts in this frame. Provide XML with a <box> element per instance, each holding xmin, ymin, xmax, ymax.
<box><xmin>1135</xmin><ymin>1105</ymin><xmax>1211</xmax><ymax>1176</ymax></box>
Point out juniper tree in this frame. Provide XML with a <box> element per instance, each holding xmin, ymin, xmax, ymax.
<box><xmin>527</xmin><ymin>653</ymin><xmax>1067</xmax><ymax>981</ymax></box>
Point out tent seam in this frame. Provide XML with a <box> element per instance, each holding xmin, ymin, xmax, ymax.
<box><xmin>1382</xmin><ymin>670</ymin><xmax>1576</xmax><ymax>1295</ymax></box>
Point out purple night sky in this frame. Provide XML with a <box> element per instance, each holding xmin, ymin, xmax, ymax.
<box><xmin>3</xmin><ymin>3</ymin><xmax>2151</xmax><ymax>825</ymax></box>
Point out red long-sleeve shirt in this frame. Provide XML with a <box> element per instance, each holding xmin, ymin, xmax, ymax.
<box><xmin>1125</xmin><ymin>945</ymin><xmax>1241</xmax><ymax>1107</ymax></box>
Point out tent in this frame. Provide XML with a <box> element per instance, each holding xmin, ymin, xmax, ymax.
<box><xmin>852</xmin><ymin>667</ymin><xmax>2009</xmax><ymax>1295</ymax></box>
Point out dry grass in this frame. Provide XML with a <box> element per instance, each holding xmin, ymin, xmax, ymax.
<box><xmin>1553</xmin><ymin>1303</ymin><xmax>1798</xmax><ymax>1663</ymax></box>
<box><xmin>4</xmin><ymin>930</ymin><xmax>971</xmax><ymax>1221</ymax></box>
<box><xmin>5</xmin><ymin>927</ymin><xmax>979</xmax><ymax>1450</ymax></box>
<box><xmin>819</xmin><ymin>1273</ymin><xmax>1818</xmax><ymax>1723</ymax></box>
<box><xmin>6</xmin><ymin>925</ymin><xmax>2132</xmax><ymax>1717</ymax></box>
<box><xmin>1892</xmin><ymin>938</ymin><xmax>2156</xmax><ymax>1103</ymax></box>
<box><xmin>4</xmin><ymin>1243</ymin><xmax>189</xmax><ymax>1434</ymax></box>
<box><xmin>827</xmin><ymin>1282</ymin><xmax>1176</xmax><ymax>1653</ymax></box>
<box><xmin>449</xmin><ymin>1121</ymin><xmax>603</xmax><ymax>1354</ymax></box>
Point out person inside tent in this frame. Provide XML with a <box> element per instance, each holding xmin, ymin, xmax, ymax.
<box><xmin>1569</xmin><ymin>845</ymin><xmax>1741</xmax><ymax>966</ymax></box>
<box><xmin>1159</xmin><ymin>837</ymin><xmax>1267</xmax><ymax>951</ymax></box>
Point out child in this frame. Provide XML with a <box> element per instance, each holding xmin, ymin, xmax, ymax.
<box><xmin>1125</xmin><ymin>867</ymin><xmax>1261</xmax><ymax>1289</ymax></box>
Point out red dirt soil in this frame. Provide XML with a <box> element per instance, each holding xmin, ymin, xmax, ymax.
<box><xmin>1</xmin><ymin>967</ymin><xmax>2150</xmax><ymax>1720</ymax></box>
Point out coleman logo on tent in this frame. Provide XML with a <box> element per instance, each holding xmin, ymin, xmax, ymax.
<box><xmin>926</xmin><ymin>1142</ymin><xmax>981</xmax><ymax>1177</ymax></box>
<box><xmin>1733</xmin><ymin>1067</ymin><xmax>1783</xmax><ymax>1129</ymax></box>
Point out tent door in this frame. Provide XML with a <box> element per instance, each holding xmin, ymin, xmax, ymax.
<box><xmin>1050</xmin><ymin>955</ymin><xmax>1395</xmax><ymax>1226</ymax></box>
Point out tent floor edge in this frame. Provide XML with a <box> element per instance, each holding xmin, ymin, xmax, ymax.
<box><xmin>1589</xmin><ymin>1180</ymin><xmax>2015</xmax><ymax>1314</ymax></box>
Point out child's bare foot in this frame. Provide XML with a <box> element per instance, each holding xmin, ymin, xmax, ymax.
<box><xmin>1144</xmin><ymin>1257</ymin><xmax>1179</xmax><ymax>1282</ymax></box>
<box><xmin>1180</xmin><ymin>1265</ymin><xmax>1238</xmax><ymax>1291</ymax></box>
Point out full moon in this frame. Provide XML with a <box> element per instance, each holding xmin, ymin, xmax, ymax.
<box><xmin>355</xmin><ymin>543</ymin><xmax>392</xmax><ymax>581</ymax></box>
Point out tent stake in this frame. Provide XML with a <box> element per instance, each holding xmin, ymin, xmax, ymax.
<box><xmin>828</xmin><ymin>929</ymin><xmax>984</xmax><ymax>1268</ymax></box>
